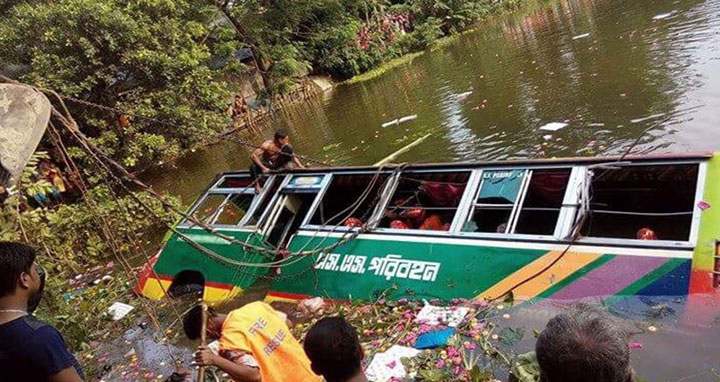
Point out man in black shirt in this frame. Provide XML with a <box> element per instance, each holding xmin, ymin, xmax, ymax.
<box><xmin>0</xmin><ymin>241</ymin><xmax>84</xmax><ymax>382</ymax></box>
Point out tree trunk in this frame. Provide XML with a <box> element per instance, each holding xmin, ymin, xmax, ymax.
<box><xmin>215</xmin><ymin>3</ymin><xmax>274</xmax><ymax>92</ymax></box>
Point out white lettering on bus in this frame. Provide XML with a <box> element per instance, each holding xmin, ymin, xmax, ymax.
<box><xmin>314</xmin><ymin>253</ymin><xmax>440</xmax><ymax>282</ymax></box>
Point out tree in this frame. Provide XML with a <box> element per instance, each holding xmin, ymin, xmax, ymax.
<box><xmin>0</xmin><ymin>0</ymin><xmax>233</xmax><ymax>168</ymax></box>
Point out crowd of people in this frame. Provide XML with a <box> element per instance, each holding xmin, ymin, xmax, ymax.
<box><xmin>1</xmin><ymin>240</ymin><xmax>639</xmax><ymax>382</ymax></box>
<box><xmin>1</xmin><ymin>159</ymin><xmax>72</xmax><ymax>208</ymax></box>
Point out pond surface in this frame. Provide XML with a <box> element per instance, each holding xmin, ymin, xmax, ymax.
<box><xmin>145</xmin><ymin>0</ymin><xmax>720</xmax><ymax>205</ymax></box>
<box><xmin>140</xmin><ymin>0</ymin><xmax>720</xmax><ymax>380</ymax></box>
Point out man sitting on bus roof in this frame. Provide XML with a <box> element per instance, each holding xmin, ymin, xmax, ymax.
<box><xmin>250</xmin><ymin>130</ymin><xmax>304</xmax><ymax>193</ymax></box>
<box><xmin>184</xmin><ymin>301</ymin><xmax>322</xmax><ymax>382</ymax></box>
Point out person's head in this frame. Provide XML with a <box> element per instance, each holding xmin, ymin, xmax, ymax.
<box><xmin>274</xmin><ymin>130</ymin><xmax>290</xmax><ymax>146</ymax></box>
<box><xmin>183</xmin><ymin>305</ymin><xmax>224</xmax><ymax>341</ymax></box>
<box><xmin>636</xmin><ymin>228</ymin><xmax>657</xmax><ymax>240</ymax></box>
<box><xmin>0</xmin><ymin>242</ymin><xmax>43</xmax><ymax>304</ymax></box>
<box><xmin>536</xmin><ymin>304</ymin><xmax>633</xmax><ymax>382</ymax></box>
<box><xmin>304</xmin><ymin>317</ymin><xmax>364</xmax><ymax>382</ymax></box>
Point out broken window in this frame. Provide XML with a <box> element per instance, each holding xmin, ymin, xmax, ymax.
<box><xmin>216</xmin><ymin>176</ymin><xmax>255</xmax><ymax>189</ymax></box>
<box><xmin>380</xmin><ymin>172</ymin><xmax>470</xmax><ymax>231</ymax></box>
<box><xmin>188</xmin><ymin>194</ymin><xmax>227</xmax><ymax>225</ymax></box>
<box><xmin>245</xmin><ymin>178</ymin><xmax>282</xmax><ymax>226</ymax></box>
<box><xmin>514</xmin><ymin>169</ymin><xmax>571</xmax><ymax>235</ymax></box>
<box><xmin>310</xmin><ymin>174</ymin><xmax>390</xmax><ymax>227</ymax></box>
<box><xmin>580</xmin><ymin>164</ymin><xmax>698</xmax><ymax>241</ymax></box>
<box><xmin>213</xmin><ymin>194</ymin><xmax>255</xmax><ymax>225</ymax></box>
<box><xmin>463</xmin><ymin>169</ymin><xmax>526</xmax><ymax>233</ymax></box>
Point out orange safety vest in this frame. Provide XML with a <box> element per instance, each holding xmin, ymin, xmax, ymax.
<box><xmin>219</xmin><ymin>302</ymin><xmax>322</xmax><ymax>382</ymax></box>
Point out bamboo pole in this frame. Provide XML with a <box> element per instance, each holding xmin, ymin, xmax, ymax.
<box><xmin>374</xmin><ymin>133</ymin><xmax>431</xmax><ymax>166</ymax></box>
<box><xmin>197</xmin><ymin>301</ymin><xmax>208</xmax><ymax>382</ymax></box>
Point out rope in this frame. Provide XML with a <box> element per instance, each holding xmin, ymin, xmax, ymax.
<box><xmin>0</xmin><ymin>74</ymin><xmax>331</xmax><ymax>167</ymax></box>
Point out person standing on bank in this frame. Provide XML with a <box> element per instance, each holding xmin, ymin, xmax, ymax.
<box><xmin>0</xmin><ymin>241</ymin><xmax>85</xmax><ymax>382</ymax></box>
<box><xmin>250</xmin><ymin>130</ymin><xmax>304</xmax><ymax>192</ymax></box>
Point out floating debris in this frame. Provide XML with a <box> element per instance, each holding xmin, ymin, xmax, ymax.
<box><xmin>630</xmin><ymin>113</ymin><xmax>665</xmax><ymax>124</ymax></box>
<box><xmin>653</xmin><ymin>12</ymin><xmax>673</xmax><ymax>20</ymax></box>
<box><xmin>381</xmin><ymin>114</ymin><xmax>418</xmax><ymax>128</ymax></box>
<box><xmin>588</xmin><ymin>123</ymin><xmax>606</xmax><ymax>127</ymax></box>
<box><xmin>543</xmin><ymin>135</ymin><xmax>553</xmax><ymax>141</ymax></box>
<box><xmin>539</xmin><ymin>122</ymin><xmax>568</xmax><ymax>132</ymax></box>
<box><xmin>415</xmin><ymin>303</ymin><xmax>469</xmax><ymax>327</ymax></box>
<box><xmin>572</xmin><ymin>33</ymin><xmax>591</xmax><ymax>40</ymax></box>
<box><xmin>366</xmin><ymin>345</ymin><xmax>421</xmax><ymax>381</ymax></box>
<box><xmin>108</xmin><ymin>302</ymin><xmax>135</xmax><ymax>321</ymax></box>
<box><xmin>455</xmin><ymin>91</ymin><xmax>473</xmax><ymax>101</ymax></box>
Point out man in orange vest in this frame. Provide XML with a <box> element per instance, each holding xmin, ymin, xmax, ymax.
<box><xmin>184</xmin><ymin>301</ymin><xmax>322</xmax><ymax>382</ymax></box>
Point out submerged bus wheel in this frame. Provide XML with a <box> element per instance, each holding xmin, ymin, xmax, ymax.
<box><xmin>167</xmin><ymin>270</ymin><xmax>204</xmax><ymax>298</ymax></box>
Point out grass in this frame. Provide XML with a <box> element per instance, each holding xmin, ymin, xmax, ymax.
<box><xmin>344</xmin><ymin>51</ymin><xmax>425</xmax><ymax>85</ymax></box>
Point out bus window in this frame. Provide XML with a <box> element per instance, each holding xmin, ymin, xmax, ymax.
<box><xmin>245</xmin><ymin>178</ymin><xmax>282</xmax><ymax>226</ymax></box>
<box><xmin>580</xmin><ymin>164</ymin><xmax>698</xmax><ymax>241</ymax></box>
<box><xmin>380</xmin><ymin>172</ymin><xmax>470</xmax><ymax>231</ymax></box>
<box><xmin>464</xmin><ymin>169</ymin><xmax>526</xmax><ymax>233</ymax></box>
<box><xmin>213</xmin><ymin>194</ymin><xmax>255</xmax><ymax>225</ymax></box>
<box><xmin>188</xmin><ymin>194</ymin><xmax>227</xmax><ymax>225</ymax></box>
<box><xmin>514</xmin><ymin>169</ymin><xmax>571</xmax><ymax>235</ymax></box>
<box><xmin>216</xmin><ymin>176</ymin><xmax>255</xmax><ymax>189</ymax></box>
<box><xmin>310</xmin><ymin>174</ymin><xmax>389</xmax><ymax>227</ymax></box>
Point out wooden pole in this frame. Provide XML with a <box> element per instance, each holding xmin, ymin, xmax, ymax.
<box><xmin>374</xmin><ymin>133</ymin><xmax>431</xmax><ymax>166</ymax></box>
<box><xmin>197</xmin><ymin>301</ymin><xmax>208</xmax><ymax>382</ymax></box>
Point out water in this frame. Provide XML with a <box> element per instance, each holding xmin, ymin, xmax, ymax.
<box><xmin>138</xmin><ymin>0</ymin><xmax>720</xmax><ymax>379</ymax></box>
<box><xmin>144</xmin><ymin>0</ymin><xmax>720</xmax><ymax>205</ymax></box>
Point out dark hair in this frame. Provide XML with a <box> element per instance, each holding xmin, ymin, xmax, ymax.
<box><xmin>274</xmin><ymin>130</ymin><xmax>288</xmax><ymax>142</ymax></box>
<box><xmin>536</xmin><ymin>304</ymin><xmax>632</xmax><ymax>382</ymax></box>
<box><xmin>304</xmin><ymin>317</ymin><xmax>363</xmax><ymax>382</ymax></box>
<box><xmin>183</xmin><ymin>305</ymin><xmax>217</xmax><ymax>340</ymax></box>
<box><xmin>0</xmin><ymin>242</ymin><xmax>37</xmax><ymax>297</ymax></box>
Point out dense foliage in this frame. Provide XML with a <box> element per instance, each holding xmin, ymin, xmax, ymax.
<box><xmin>0</xmin><ymin>153</ymin><xmax>180</xmax><ymax>346</ymax></box>
<box><xmin>1</xmin><ymin>0</ymin><xmax>523</xmax><ymax>168</ymax></box>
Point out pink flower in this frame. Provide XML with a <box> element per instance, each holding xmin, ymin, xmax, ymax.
<box><xmin>463</xmin><ymin>342</ymin><xmax>477</xmax><ymax>350</ymax></box>
<box><xmin>398</xmin><ymin>298</ymin><xmax>408</xmax><ymax>304</ymax></box>
<box><xmin>629</xmin><ymin>342</ymin><xmax>643</xmax><ymax>349</ymax></box>
<box><xmin>698</xmin><ymin>200</ymin><xmax>711</xmax><ymax>211</ymax></box>
<box><xmin>403</xmin><ymin>311</ymin><xmax>414</xmax><ymax>320</ymax></box>
<box><xmin>436</xmin><ymin>360</ymin><xmax>445</xmax><ymax>368</ymax></box>
<box><xmin>447</xmin><ymin>346</ymin><xmax>460</xmax><ymax>358</ymax></box>
<box><xmin>386</xmin><ymin>360</ymin><xmax>397</xmax><ymax>369</ymax></box>
<box><xmin>453</xmin><ymin>366</ymin><xmax>462</xmax><ymax>375</ymax></box>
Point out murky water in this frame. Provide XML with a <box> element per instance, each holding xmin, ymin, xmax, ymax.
<box><xmin>144</xmin><ymin>0</ymin><xmax>720</xmax><ymax>205</ymax></box>
<box><xmin>138</xmin><ymin>0</ymin><xmax>720</xmax><ymax>380</ymax></box>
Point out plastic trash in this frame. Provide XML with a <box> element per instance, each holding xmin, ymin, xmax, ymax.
<box><xmin>414</xmin><ymin>302</ymin><xmax>469</xmax><ymax>327</ymax></box>
<box><xmin>572</xmin><ymin>33</ymin><xmax>590</xmax><ymax>40</ymax></box>
<box><xmin>415</xmin><ymin>328</ymin><xmax>456</xmax><ymax>349</ymax></box>
<box><xmin>298</xmin><ymin>297</ymin><xmax>325</xmax><ymax>314</ymax></box>
<box><xmin>365</xmin><ymin>345</ymin><xmax>421</xmax><ymax>382</ymax></box>
<box><xmin>107</xmin><ymin>302</ymin><xmax>134</xmax><ymax>321</ymax></box>
<box><xmin>653</xmin><ymin>12</ymin><xmax>673</xmax><ymax>20</ymax></box>
<box><xmin>539</xmin><ymin>122</ymin><xmax>568</xmax><ymax>132</ymax></box>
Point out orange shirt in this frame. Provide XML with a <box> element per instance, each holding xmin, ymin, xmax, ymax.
<box><xmin>218</xmin><ymin>302</ymin><xmax>322</xmax><ymax>382</ymax></box>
